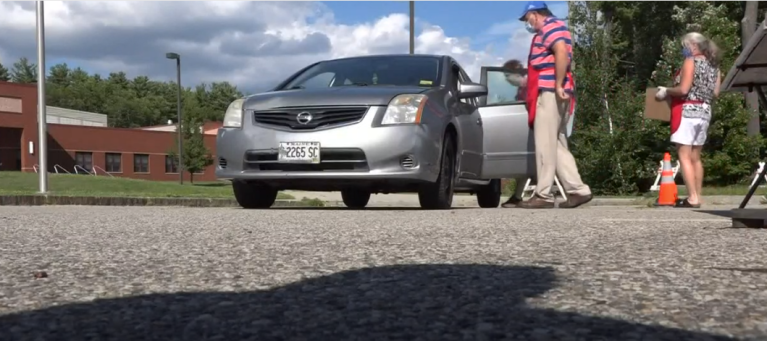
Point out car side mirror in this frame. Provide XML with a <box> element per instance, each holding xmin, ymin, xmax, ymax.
<box><xmin>457</xmin><ymin>82</ymin><xmax>488</xmax><ymax>99</ymax></box>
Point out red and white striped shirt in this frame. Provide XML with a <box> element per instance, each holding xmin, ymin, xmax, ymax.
<box><xmin>529</xmin><ymin>16</ymin><xmax>574</xmax><ymax>93</ymax></box>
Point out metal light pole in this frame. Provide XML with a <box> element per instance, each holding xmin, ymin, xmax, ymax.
<box><xmin>409</xmin><ymin>1</ymin><xmax>415</xmax><ymax>54</ymax></box>
<box><xmin>165</xmin><ymin>52</ymin><xmax>183</xmax><ymax>185</ymax></box>
<box><xmin>36</xmin><ymin>1</ymin><xmax>48</xmax><ymax>194</ymax></box>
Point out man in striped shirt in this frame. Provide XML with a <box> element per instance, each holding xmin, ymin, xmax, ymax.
<box><xmin>517</xmin><ymin>1</ymin><xmax>592</xmax><ymax>209</ymax></box>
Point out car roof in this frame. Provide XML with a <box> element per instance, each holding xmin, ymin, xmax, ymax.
<box><xmin>318</xmin><ymin>54</ymin><xmax>447</xmax><ymax>63</ymax></box>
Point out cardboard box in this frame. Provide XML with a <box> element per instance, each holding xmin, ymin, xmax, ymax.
<box><xmin>644</xmin><ymin>87</ymin><xmax>671</xmax><ymax>122</ymax></box>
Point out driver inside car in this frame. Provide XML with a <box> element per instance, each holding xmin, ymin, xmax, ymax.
<box><xmin>500</xmin><ymin>59</ymin><xmax>534</xmax><ymax>208</ymax></box>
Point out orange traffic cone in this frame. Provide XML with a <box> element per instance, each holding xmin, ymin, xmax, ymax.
<box><xmin>655</xmin><ymin>152</ymin><xmax>678</xmax><ymax>207</ymax></box>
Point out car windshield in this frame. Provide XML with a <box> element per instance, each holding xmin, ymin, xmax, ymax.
<box><xmin>280</xmin><ymin>56</ymin><xmax>442</xmax><ymax>90</ymax></box>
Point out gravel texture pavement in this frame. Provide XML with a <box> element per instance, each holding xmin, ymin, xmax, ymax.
<box><xmin>1</xmin><ymin>205</ymin><xmax>767</xmax><ymax>341</ymax></box>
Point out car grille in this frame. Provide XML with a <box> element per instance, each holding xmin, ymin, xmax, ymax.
<box><xmin>243</xmin><ymin>148</ymin><xmax>369</xmax><ymax>172</ymax></box>
<box><xmin>251</xmin><ymin>106</ymin><xmax>368</xmax><ymax>130</ymax></box>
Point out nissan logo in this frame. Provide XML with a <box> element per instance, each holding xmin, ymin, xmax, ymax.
<box><xmin>296</xmin><ymin>112</ymin><xmax>313</xmax><ymax>125</ymax></box>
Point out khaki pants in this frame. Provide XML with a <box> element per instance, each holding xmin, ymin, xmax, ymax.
<box><xmin>533</xmin><ymin>91</ymin><xmax>591</xmax><ymax>202</ymax></box>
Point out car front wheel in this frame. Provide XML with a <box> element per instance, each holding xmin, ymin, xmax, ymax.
<box><xmin>418</xmin><ymin>133</ymin><xmax>456</xmax><ymax>210</ymax></box>
<box><xmin>232</xmin><ymin>180</ymin><xmax>278</xmax><ymax>209</ymax></box>
<box><xmin>476</xmin><ymin>179</ymin><xmax>502</xmax><ymax>208</ymax></box>
<box><xmin>341</xmin><ymin>189</ymin><xmax>371</xmax><ymax>209</ymax></box>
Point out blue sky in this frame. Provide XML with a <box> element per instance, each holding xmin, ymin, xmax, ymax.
<box><xmin>0</xmin><ymin>1</ymin><xmax>568</xmax><ymax>92</ymax></box>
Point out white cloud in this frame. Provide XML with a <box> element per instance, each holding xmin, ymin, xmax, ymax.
<box><xmin>0</xmin><ymin>1</ymin><xmax>569</xmax><ymax>93</ymax></box>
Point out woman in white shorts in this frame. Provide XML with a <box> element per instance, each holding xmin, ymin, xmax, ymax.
<box><xmin>656</xmin><ymin>32</ymin><xmax>721</xmax><ymax>208</ymax></box>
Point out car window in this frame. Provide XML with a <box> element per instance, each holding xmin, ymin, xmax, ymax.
<box><xmin>486</xmin><ymin>69</ymin><xmax>526</xmax><ymax>106</ymax></box>
<box><xmin>282</xmin><ymin>56</ymin><xmax>442</xmax><ymax>89</ymax></box>
<box><xmin>299</xmin><ymin>72</ymin><xmax>337</xmax><ymax>89</ymax></box>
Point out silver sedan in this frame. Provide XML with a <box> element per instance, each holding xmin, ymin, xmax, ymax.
<box><xmin>216</xmin><ymin>54</ymin><xmax>533</xmax><ymax>209</ymax></box>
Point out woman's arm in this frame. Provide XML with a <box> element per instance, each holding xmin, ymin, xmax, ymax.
<box><xmin>714</xmin><ymin>70</ymin><xmax>721</xmax><ymax>98</ymax></box>
<box><xmin>666</xmin><ymin>58</ymin><xmax>694</xmax><ymax>97</ymax></box>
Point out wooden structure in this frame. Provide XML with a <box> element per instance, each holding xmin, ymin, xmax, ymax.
<box><xmin>719</xmin><ymin>17</ymin><xmax>767</xmax><ymax>228</ymax></box>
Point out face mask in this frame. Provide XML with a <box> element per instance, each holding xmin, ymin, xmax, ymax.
<box><xmin>525</xmin><ymin>21</ymin><xmax>537</xmax><ymax>34</ymax></box>
<box><xmin>682</xmin><ymin>47</ymin><xmax>693</xmax><ymax>58</ymax></box>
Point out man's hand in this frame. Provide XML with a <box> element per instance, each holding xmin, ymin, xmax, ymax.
<box><xmin>655</xmin><ymin>86</ymin><xmax>667</xmax><ymax>100</ymax></box>
<box><xmin>556</xmin><ymin>85</ymin><xmax>570</xmax><ymax>100</ymax></box>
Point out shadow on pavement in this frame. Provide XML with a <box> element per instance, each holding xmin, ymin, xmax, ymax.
<box><xmin>695</xmin><ymin>209</ymin><xmax>735</xmax><ymax>218</ymax></box>
<box><xmin>0</xmin><ymin>264</ymin><xmax>737</xmax><ymax>340</ymax></box>
<box><xmin>268</xmin><ymin>206</ymin><xmax>475</xmax><ymax>211</ymax></box>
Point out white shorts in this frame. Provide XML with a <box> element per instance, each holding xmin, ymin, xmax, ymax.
<box><xmin>671</xmin><ymin>117</ymin><xmax>709</xmax><ymax>146</ymax></box>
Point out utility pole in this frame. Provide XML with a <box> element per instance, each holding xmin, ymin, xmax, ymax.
<box><xmin>165</xmin><ymin>52</ymin><xmax>184</xmax><ymax>184</ymax></box>
<box><xmin>36</xmin><ymin>1</ymin><xmax>48</xmax><ymax>194</ymax></box>
<box><xmin>409</xmin><ymin>1</ymin><xmax>415</xmax><ymax>54</ymax></box>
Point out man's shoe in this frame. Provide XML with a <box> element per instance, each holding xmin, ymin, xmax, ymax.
<box><xmin>517</xmin><ymin>196</ymin><xmax>555</xmax><ymax>209</ymax></box>
<box><xmin>560</xmin><ymin>194</ymin><xmax>593</xmax><ymax>209</ymax></box>
<box><xmin>501</xmin><ymin>196</ymin><xmax>522</xmax><ymax>208</ymax></box>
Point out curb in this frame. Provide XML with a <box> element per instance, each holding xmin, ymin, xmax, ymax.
<box><xmin>0</xmin><ymin>195</ymin><xmax>762</xmax><ymax>208</ymax></box>
<box><xmin>632</xmin><ymin>195</ymin><xmax>766</xmax><ymax>207</ymax></box>
<box><xmin>0</xmin><ymin>195</ymin><xmax>303</xmax><ymax>208</ymax></box>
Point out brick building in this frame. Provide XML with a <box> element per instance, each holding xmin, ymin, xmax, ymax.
<box><xmin>0</xmin><ymin>81</ymin><xmax>219</xmax><ymax>182</ymax></box>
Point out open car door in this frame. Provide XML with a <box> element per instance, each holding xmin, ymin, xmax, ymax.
<box><xmin>477</xmin><ymin>66</ymin><xmax>535</xmax><ymax>179</ymax></box>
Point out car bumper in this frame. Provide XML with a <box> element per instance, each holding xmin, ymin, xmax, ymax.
<box><xmin>215</xmin><ymin>106</ymin><xmax>441</xmax><ymax>184</ymax></box>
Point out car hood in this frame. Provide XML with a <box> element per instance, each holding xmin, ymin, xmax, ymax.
<box><xmin>243</xmin><ymin>86</ymin><xmax>430</xmax><ymax>111</ymax></box>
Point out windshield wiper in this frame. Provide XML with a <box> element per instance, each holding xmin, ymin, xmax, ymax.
<box><xmin>285</xmin><ymin>85</ymin><xmax>304</xmax><ymax>90</ymax></box>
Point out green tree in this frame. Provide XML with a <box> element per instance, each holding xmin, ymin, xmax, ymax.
<box><xmin>566</xmin><ymin>1</ymin><xmax>766</xmax><ymax>194</ymax></box>
<box><xmin>11</xmin><ymin>57</ymin><xmax>37</xmax><ymax>83</ymax></box>
<box><xmin>568</xmin><ymin>1</ymin><xmax>668</xmax><ymax>195</ymax></box>
<box><xmin>603</xmin><ymin>1</ymin><xmax>689</xmax><ymax>88</ymax></box>
<box><xmin>48</xmin><ymin>63</ymin><xmax>71</xmax><ymax>86</ymax></box>
<box><xmin>168</xmin><ymin>121</ymin><xmax>214</xmax><ymax>183</ymax></box>
<box><xmin>652</xmin><ymin>2</ymin><xmax>765</xmax><ymax>185</ymax></box>
<box><xmin>166</xmin><ymin>94</ymin><xmax>215</xmax><ymax>183</ymax></box>
<box><xmin>0</xmin><ymin>63</ymin><xmax>9</xmax><ymax>82</ymax></box>
<box><xmin>207</xmin><ymin>82</ymin><xmax>243</xmax><ymax>119</ymax></box>
<box><xmin>181</xmin><ymin>124</ymin><xmax>214</xmax><ymax>184</ymax></box>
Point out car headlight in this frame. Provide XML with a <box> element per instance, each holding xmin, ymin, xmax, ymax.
<box><xmin>381</xmin><ymin>94</ymin><xmax>428</xmax><ymax>125</ymax></box>
<box><xmin>223</xmin><ymin>98</ymin><xmax>245</xmax><ymax>128</ymax></box>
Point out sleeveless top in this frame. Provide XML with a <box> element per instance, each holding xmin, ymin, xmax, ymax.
<box><xmin>673</xmin><ymin>57</ymin><xmax>718</xmax><ymax>120</ymax></box>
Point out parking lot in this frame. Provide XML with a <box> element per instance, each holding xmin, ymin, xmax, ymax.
<box><xmin>1</xmin><ymin>205</ymin><xmax>766</xmax><ymax>340</ymax></box>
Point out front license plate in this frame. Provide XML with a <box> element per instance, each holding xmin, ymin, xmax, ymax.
<box><xmin>278</xmin><ymin>142</ymin><xmax>321</xmax><ymax>164</ymax></box>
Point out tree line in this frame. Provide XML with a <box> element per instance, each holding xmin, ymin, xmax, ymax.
<box><xmin>0</xmin><ymin>57</ymin><xmax>244</xmax><ymax>181</ymax></box>
<box><xmin>567</xmin><ymin>1</ymin><xmax>767</xmax><ymax>194</ymax></box>
<box><xmin>0</xmin><ymin>57</ymin><xmax>243</xmax><ymax>128</ymax></box>
<box><xmin>2</xmin><ymin>1</ymin><xmax>767</xmax><ymax>192</ymax></box>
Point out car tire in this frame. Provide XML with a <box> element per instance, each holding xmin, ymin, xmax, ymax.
<box><xmin>341</xmin><ymin>189</ymin><xmax>371</xmax><ymax>209</ymax></box>
<box><xmin>418</xmin><ymin>132</ymin><xmax>456</xmax><ymax>210</ymax></box>
<box><xmin>232</xmin><ymin>180</ymin><xmax>278</xmax><ymax>209</ymax></box>
<box><xmin>476</xmin><ymin>179</ymin><xmax>502</xmax><ymax>208</ymax></box>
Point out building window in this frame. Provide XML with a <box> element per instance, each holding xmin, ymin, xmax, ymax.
<box><xmin>75</xmin><ymin>152</ymin><xmax>93</xmax><ymax>173</ymax></box>
<box><xmin>105</xmin><ymin>153</ymin><xmax>122</xmax><ymax>172</ymax></box>
<box><xmin>133</xmin><ymin>154</ymin><xmax>149</xmax><ymax>173</ymax></box>
<box><xmin>165</xmin><ymin>155</ymin><xmax>178</xmax><ymax>173</ymax></box>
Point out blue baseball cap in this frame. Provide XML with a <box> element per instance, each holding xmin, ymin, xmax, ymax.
<box><xmin>519</xmin><ymin>1</ymin><xmax>548</xmax><ymax>21</ymax></box>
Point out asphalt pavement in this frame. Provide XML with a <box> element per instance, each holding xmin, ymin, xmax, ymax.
<box><xmin>1</xmin><ymin>205</ymin><xmax>766</xmax><ymax>340</ymax></box>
